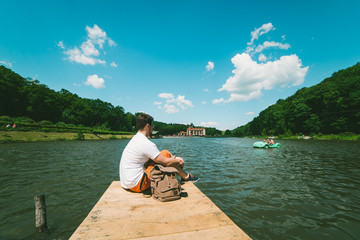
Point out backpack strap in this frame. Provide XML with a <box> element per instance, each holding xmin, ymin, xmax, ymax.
<box><xmin>140</xmin><ymin>172</ymin><xmax>152</xmax><ymax>198</ymax></box>
<box><xmin>139</xmin><ymin>172</ymin><xmax>147</xmax><ymax>192</ymax></box>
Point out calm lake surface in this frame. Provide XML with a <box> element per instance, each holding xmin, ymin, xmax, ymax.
<box><xmin>0</xmin><ymin>138</ymin><xmax>359</xmax><ymax>239</ymax></box>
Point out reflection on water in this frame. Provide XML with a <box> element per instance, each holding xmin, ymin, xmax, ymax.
<box><xmin>0</xmin><ymin>138</ymin><xmax>359</xmax><ymax>239</ymax></box>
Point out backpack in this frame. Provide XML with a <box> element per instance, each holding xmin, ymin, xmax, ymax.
<box><xmin>149</xmin><ymin>165</ymin><xmax>181</xmax><ymax>202</ymax></box>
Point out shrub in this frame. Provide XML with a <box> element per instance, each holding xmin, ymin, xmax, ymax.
<box><xmin>340</xmin><ymin>132</ymin><xmax>353</xmax><ymax>137</ymax></box>
<box><xmin>39</xmin><ymin>120</ymin><xmax>53</xmax><ymax>125</ymax></box>
<box><xmin>0</xmin><ymin>116</ymin><xmax>13</xmax><ymax>122</ymax></box>
<box><xmin>14</xmin><ymin>116</ymin><xmax>35</xmax><ymax>124</ymax></box>
<box><xmin>55</xmin><ymin>122</ymin><xmax>67</xmax><ymax>127</ymax></box>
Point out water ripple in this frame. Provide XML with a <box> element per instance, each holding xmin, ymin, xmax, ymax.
<box><xmin>1</xmin><ymin>138</ymin><xmax>360</xmax><ymax>239</ymax></box>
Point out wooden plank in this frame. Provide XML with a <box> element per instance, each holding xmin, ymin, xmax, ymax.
<box><xmin>70</xmin><ymin>181</ymin><xmax>251</xmax><ymax>240</ymax></box>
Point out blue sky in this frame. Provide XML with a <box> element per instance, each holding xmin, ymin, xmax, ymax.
<box><xmin>1</xmin><ymin>0</ymin><xmax>359</xmax><ymax>130</ymax></box>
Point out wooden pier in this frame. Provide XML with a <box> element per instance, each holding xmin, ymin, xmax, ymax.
<box><xmin>70</xmin><ymin>181</ymin><xmax>251</xmax><ymax>239</ymax></box>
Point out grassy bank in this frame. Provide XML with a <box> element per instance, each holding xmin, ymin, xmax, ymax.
<box><xmin>273</xmin><ymin>133</ymin><xmax>360</xmax><ymax>141</ymax></box>
<box><xmin>0</xmin><ymin>131</ymin><xmax>133</xmax><ymax>143</ymax></box>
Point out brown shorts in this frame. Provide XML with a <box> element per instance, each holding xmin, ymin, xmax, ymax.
<box><xmin>129</xmin><ymin>149</ymin><xmax>172</xmax><ymax>193</ymax></box>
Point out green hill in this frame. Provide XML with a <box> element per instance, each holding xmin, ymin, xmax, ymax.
<box><xmin>0</xmin><ymin>66</ymin><xmax>136</xmax><ymax>132</ymax></box>
<box><xmin>0</xmin><ymin>66</ymin><xmax>221</xmax><ymax>136</ymax></box>
<box><xmin>232</xmin><ymin>63</ymin><xmax>360</xmax><ymax>137</ymax></box>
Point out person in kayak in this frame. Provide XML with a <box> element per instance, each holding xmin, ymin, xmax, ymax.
<box><xmin>263</xmin><ymin>137</ymin><xmax>274</xmax><ymax>145</ymax></box>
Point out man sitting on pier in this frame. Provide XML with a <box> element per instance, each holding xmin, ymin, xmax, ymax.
<box><xmin>119</xmin><ymin>113</ymin><xmax>198</xmax><ymax>193</ymax></box>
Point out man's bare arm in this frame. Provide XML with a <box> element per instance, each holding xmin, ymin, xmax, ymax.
<box><xmin>153</xmin><ymin>153</ymin><xmax>184</xmax><ymax>167</ymax></box>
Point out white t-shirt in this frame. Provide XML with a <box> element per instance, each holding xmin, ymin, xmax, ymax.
<box><xmin>119</xmin><ymin>132</ymin><xmax>161</xmax><ymax>189</ymax></box>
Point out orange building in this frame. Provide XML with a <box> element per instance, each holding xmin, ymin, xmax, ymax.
<box><xmin>178</xmin><ymin>131</ymin><xmax>187</xmax><ymax>136</ymax></box>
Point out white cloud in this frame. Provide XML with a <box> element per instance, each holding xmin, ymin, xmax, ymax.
<box><xmin>203</xmin><ymin>88</ymin><xmax>209</xmax><ymax>92</ymax></box>
<box><xmin>254</xmin><ymin>41</ymin><xmax>290</xmax><ymax>53</ymax></box>
<box><xmin>168</xmin><ymin>95</ymin><xmax>193</xmax><ymax>110</ymax></box>
<box><xmin>214</xmin><ymin>23</ymin><xmax>308</xmax><ymax>104</ymax></box>
<box><xmin>245</xmin><ymin>23</ymin><xmax>290</xmax><ymax>62</ymax></box>
<box><xmin>86</xmin><ymin>24</ymin><xmax>107</xmax><ymax>48</ymax></box>
<box><xmin>205</xmin><ymin>61</ymin><xmax>214</xmax><ymax>71</ymax></box>
<box><xmin>110</xmin><ymin>62</ymin><xmax>118</xmax><ymax>67</ymax></box>
<box><xmin>57</xmin><ymin>41</ymin><xmax>65</xmax><ymax>49</ymax></box>
<box><xmin>248</xmin><ymin>23</ymin><xmax>275</xmax><ymax>46</ymax></box>
<box><xmin>81</xmin><ymin>40</ymin><xmax>100</xmax><ymax>56</ymax></box>
<box><xmin>0</xmin><ymin>60</ymin><xmax>12</xmax><ymax>68</ymax></box>
<box><xmin>245</xmin><ymin>46</ymin><xmax>255</xmax><ymax>54</ymax></box>
<box><xmin>245</xmin><ymin>112</ymin><xmax>255</xmax><ymax>115</ymax></box>
<box><xmin>164</xmin><ymin>104</ymin><xmax>179</xmax><ymax>113</ymax></box>
<box><xmin>157</xmin><ymin>93</ymin><xmax>193</xmax><ymax>114</ymax></box>
<box><xmin>108</xmin><ymin>38</ymin><xmax>117</xmax><ymax>47</ymax></box>
<box><xmin>85</xmin><ymin>74</ymin><xmax>105</xmax><ymax>88</ymax></box>
<box><xmin>154</xmin><ymin>101</ymin><xmax>162</xmax><ymax>106</ymax></box>
<box><xmin>212</xmin><ymin>98</ymin><xmax>225</xmax><ymax>104</ymax></box>
<box><xmin>159</xmin><ymin>93</ymin><xmax>174</xmax><ymax>99</ymax></box>
<box><xmin>86</xmin><ymin>24</ymin><xmax>106</xmax><ymax>39</ymax></box>
<box><xmin>258</xmin><ymin>53</ymin><xmax>267</xmax><ymax>62</ymax></box>
<box><xmin>200</xmin><ymin>121</ymin><xmax>217</xmax><ymax>127</ymax></box>
<box><xmin>202</xmin><ymin>101</ymin><xmax>207</xmax><ymax>104</ymax></box>
<box><xmin>214</xmin><ymin>53</ymin><xmax>308</xmax><ymax>103</ymax></box>
<box><xmin>61</xmin><ymin>24</ymin><xmax>116</xmax><ymax>65</ymax></box>
<box><xmin>65</xmin><ymin>47</ymin><xmax>105</xmax><ymax>65</ymax></box>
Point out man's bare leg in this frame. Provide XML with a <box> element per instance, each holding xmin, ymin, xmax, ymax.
<box><xmin>174</xmin><ymin>165</ymin><xmax>188</xmax><ymax>179</ymax></box>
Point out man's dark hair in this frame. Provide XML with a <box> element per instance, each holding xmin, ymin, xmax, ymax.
<box><xmin>136</xmin><ymin>113</ymin><xmax>154</xmax><ymax>130</ymax></box>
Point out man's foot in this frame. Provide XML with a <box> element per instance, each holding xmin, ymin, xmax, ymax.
<box><xmin>182</xmin><ymin>173</ymin><xmax>199</xmax><ymax>183</ymax></box>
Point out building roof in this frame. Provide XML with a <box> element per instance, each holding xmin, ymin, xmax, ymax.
<box><xmin>187</xmin><ymin>126</ymin><xmax>205</xmax><ymax>130</ymax></box>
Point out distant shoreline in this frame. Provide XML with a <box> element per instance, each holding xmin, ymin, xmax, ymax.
<box><xmin>1</xmin><ymin>130</ymin><xmax>359</xmax><ymax>144</ymax></box>
<box><xmin>0</xmin><ymin>130</ymin><xmax>134</xmax><ymax>143</ymax></box>
<box><xmin>245</xmin><ymin>134</ymin><xmax>360</xmax><ymax>141</ymax></box>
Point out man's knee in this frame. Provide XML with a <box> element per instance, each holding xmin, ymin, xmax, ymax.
<box><xmin>160</xmin><ymin>149</ymin><xmax>172</xmax><ymax>158</ymax></box>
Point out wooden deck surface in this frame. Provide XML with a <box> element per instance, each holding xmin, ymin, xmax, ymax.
<box><xmin>70</xmin><ymin>181</ymin><xmax>251</xmax><ymax>239</ymax></box>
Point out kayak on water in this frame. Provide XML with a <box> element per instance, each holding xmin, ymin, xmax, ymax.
<box><xmin>253</xmin><ymin>141</ymin><xmax>281</xmax><ymax>149</ymax></box>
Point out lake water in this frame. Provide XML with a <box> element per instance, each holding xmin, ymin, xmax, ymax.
<box><xmin>0</xmin><ymin>138</ymin><xmax>359</xmax><ymax>239</ymax></box>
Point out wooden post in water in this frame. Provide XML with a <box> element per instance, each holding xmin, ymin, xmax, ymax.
<box><xmin>34</xmin><ymin>194</ymin><xmax>48</xmax><ymax>233</ymax></box>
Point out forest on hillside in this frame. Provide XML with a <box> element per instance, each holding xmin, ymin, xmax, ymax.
<box><xmin>0</xmin><ymin>66</ymin><xmax>221</xmax><ymax>136</ymax></box>
<box><xmin>232</xmin><ymin>63</ymin><xmax>360</xmax><ymax>137</ymax></box>
<box><xmin>0</xmin><ymin>66</ymin><xmax>135</xmax><ymax>132</ymax></box>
